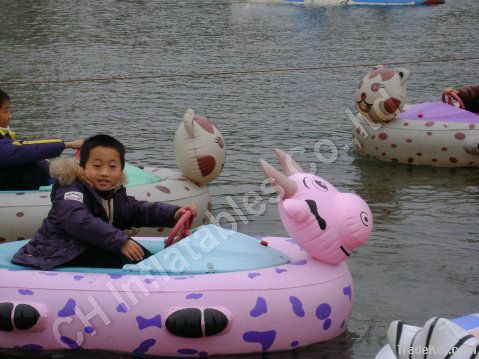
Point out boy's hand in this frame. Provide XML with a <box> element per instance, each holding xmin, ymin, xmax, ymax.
<box><xmin>120</xmin><ymin>239</ymin><xmax>145</xmax><ymax>262</ymax></box>
<box><xmin>174</xmin><ymin>203</ymin><xmax>197</xmax><ymax>221</ymax></box>
<box><xmin>443</xmin><ymin>87</ymin><xmax>459</xmax><ymax>95</ymax></box>
<box><xmin>65</xmin><ymin>139</ymin><xmax>85</xmax><ymax>149</ymax></box>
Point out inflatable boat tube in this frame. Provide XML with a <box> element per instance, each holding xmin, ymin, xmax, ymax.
<box><xmin>351</xmin><ymin>101</ymin><xmax>479</xmax><ymax>167</ymax></box>
<box><xmin>0</xmin><ymin>225</ymin><xmax>354</xmax><ymax>356</ymax></box>
<box><xmin>375</xmin><ymin>314</ymin><xmax>479</xmax><ymax>359</ymax></box>
<box><xmin>0</xmin><ymin>164</ymin><xmax>211</xmax><ymax>243</ymax></box>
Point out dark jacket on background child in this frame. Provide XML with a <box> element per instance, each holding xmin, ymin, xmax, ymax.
<box><xmin>12</xmin><ymin>158</ymin><xmax>180</xmax><ymax>270</ymax></box>
<box><xmin>0</xmin><ymin>128</ymin><xmax>66</xmax><ymax>190</ymax></box>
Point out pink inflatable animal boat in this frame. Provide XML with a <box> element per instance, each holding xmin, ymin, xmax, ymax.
<box><xmin>0</xmin><ymin>149</ymin><xmax>372</xmax><ymax>357</ymax></box>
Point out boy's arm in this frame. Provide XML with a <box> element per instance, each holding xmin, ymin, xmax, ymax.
<box><xmin>53</xmin><ymin>187</ymin><xmax>129</xmax><ymax>252</ymax></box>
<box><xmin>0</xmin><ymin>135</ymin><xmax>66</xmax><ymax>167</ymax></box>
<box><xmin>126</xmin><ymin>196</ymin><xmax>180</xmax><ymax>229</ymax></box>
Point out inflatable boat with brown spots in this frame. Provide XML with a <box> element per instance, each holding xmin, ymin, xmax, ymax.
<box><xmin>351</xmin><ymin>101</ymin><xmax>479</xmax><ymax>167</ymax></box>
<box><xmin>0</xmin><ymin>109</ymin><xmax>226</xmax><ymax>243</ymax></box>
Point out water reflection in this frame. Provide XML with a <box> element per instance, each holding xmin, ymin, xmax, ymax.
<box><xmin>352</xmin><ymin>157</ymin><xmax>479</xmax><ymax>223</ymax></box>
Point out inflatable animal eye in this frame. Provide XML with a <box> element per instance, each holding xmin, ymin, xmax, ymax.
<box><xmin>357</xmin><ymin>79</ymin><xmax>363</xmax><ymax>89</ymax></box>
<box><xmin>360</xmin><ymin>211</ymin><xmax>369</xmax><ymax>226</ymax></box>
<box><xmin>370</xmin><ymin>83</ymin><xmax>382</xmax><ymax>92</ymax></box>
<box><xmin>312</xmin><ymin>180</ymin><xmax>328</xmax><ymax>192</ymax></box>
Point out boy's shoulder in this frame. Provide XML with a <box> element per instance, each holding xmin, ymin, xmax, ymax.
<box><xmin>53</xmin><ymin>179</ymin><xmax>92</xmax><ymax>199</ymax></box>
<box><xmin>0</xmin><ymin>129</ymin><xmax>14</xmax><ymax>140</ymax></box>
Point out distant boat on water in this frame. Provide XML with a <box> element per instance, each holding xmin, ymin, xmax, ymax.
<box><xmin>243</xmin><ymin>0</ymin><xmax>444</xmax><ymax>5</ymax></box>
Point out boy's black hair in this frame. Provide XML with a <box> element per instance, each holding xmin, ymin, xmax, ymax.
<box><xmin>0</xmin><ymin>89</ymin><xmax>10</xmax><ymax>108</ymax></box>
<box><xmin>79</xmin><ymin>134</ymin><xmax>126</xmax><ymax>169</ymax></box>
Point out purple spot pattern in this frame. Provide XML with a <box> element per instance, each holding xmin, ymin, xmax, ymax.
<box><xmin>243</xmin><ymin>330</ymin><xmax>276</xmax><ymax>352</ymax></box>
<box><xmin>178</xmin><ymin>348</ymin><xmax>198</xmax><ymax>354</ymax></box>
<box><xmin>275</xmin><ymin>268</ymin><xmax>287</xmax><ymax>273</ymax></box>
<box><xmin>291</xmin><ymin>340</ymin><xmax>299</xmax><ymax>347</ymax></box>
<box><xmin>18</xmin><ymin>289</ymin><xmax>33</xmax><ymax>295</ymax></box>
<box><xmin>186</xmin><ymin>293</ymin><xmax>203</xmax><ymax>299</ymax></box>
<box><xmin>73</xmin><ymin>275</ymin><xmax>84</xmax><ymax>281</ymax></box>
<box><xmin>137</xmin><ymin>314</ymin><xmax>162</xmax><ymax>330</ymax></box>
<box><xmin>21</xmin><ymin>344</ymin><xmax>43</xmax><ymax>351</ymax></box>
<box><xmin>60</xmin><ymin>336</ymin><xmax>80</xmax><ymax>349</ymax></box>
<box><xmin>58</xmin><ymin>298</ymin><xmax>76</xmax><ymax>317</ymax></box>
<box><xmin>109</xmin><ymin>274</ymin><xmax>122</xmax><ymax>279</ymax></box>
<box><xmin>340</xmin><ymin>320</ymin><xmax>346</xmax><ymax>328</ymax></box>
<box><xmin>116</xmin><ymin>303</ymin><xmax>128</xmax><ymax>313</ymax></box>
<box><xmin>144</xmin><ymin>278</ymin><xmax>155</xmax><ymax>284</ymax></box>
<box><xmin>133</xmin><ymin>338</ymin><xmax>156</xmax><ymax>354</ymax></box>
<box><xmin>289</xmin><ymin>296</ymin><xmax>305</xmax><ymax>317</ymax></box>
<box><xmin>291</xmin><ymin>259</ymin><xmax>307</xmax><ymax>265</ymax></box>
<box><xmin>248</xmin><ymin>272</ymin><xmax>261</xmax><ymax>279</ymax></box>
<box><xmin>343</xmin><ymin>286</ymin><xmax>352</xmax><ymax>301</ymax></box>
<box><xmin>316</xmin><ymin>303</ymin><xmax>331</xmax><ymax>320</ymax></box>
<box><xmin>84</xmin><ymin>326</ymin><xmax>95</xmax><ymax>334</ymax></box>
<box><xmin>250</xmin><ymin>297</ymin><xmax>267</xmax><ymax>317</ymax></box>
<box><xmin>323</xmin><ymin>319</ymin><xmax>332</xmax><ymax>330</ymax></box>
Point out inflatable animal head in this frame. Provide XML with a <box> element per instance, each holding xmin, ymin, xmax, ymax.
<box><xmin>355</xmin><ymin>65</ymin><xmax>410</xmax><ymax>123</ymax></box>
<box><xmin>174</xmin><ymin>109</ymin><xmax>226</xmax><ymax>186</ymax></box>
<box><xmin>260</xmin><ymin>149</ymin><xmax>372</xmax><ymax>264</ymax></box>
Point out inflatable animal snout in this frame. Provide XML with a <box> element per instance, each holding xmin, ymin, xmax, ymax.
<box><xmin>174</xmin><ymin>109</ymin><xmax>226</xmax><ymax>186</ymax></box>
<box><xmin>260</xmin><ymin>149</ymin><xmax>372</xmax><ymax>264</ymax></box>
<box><xmin>355</xmin><ymin>65</ymin><xmax>410</xmax><ymax>123</ymax></box>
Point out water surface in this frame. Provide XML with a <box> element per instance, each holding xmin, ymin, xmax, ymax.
<box><xmin>0</xmin><ymin>0</ymin><xmax>478</xmax><ymax>357</ymax></box>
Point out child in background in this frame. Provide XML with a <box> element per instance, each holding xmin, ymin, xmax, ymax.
<box><xmin>442</xmin><ymin>85</ymin><xmax>479</xmax><ymax>114</ymax></box>
<box><xmin>12</xmin><ymin>134</ymin><xmax>197</xmax><ymax>269</ymax></box>
<box><xmin>0</xmin><ymin>88</ymin><xmax>84</xmax><ymax>190</ymax></box>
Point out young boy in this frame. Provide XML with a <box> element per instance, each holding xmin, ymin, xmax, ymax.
<box><xmin>12</xmin><ymin>134</ymin><xmax>197</xmax><ymax>269</ymax></box>
<box><xmin>0</xmin><ymin>88</ymin><xmax>84</xmax><ymax>190</ymax></box>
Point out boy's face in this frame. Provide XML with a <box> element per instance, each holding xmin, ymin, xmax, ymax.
<box><xmin>0</xmin><ymin>100</ymin><xmax>11</xmax><ymax>128</ymax></box>
<box><xmin>83</xmin><ymin>146</ymin><xmax>123</xmax><ymax>191</ymax></box>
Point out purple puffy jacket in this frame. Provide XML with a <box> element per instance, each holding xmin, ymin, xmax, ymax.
<box><xmin>12</xmin><ymin>159</ymin><xmax>179</xmax><ymax>270</ymax></box>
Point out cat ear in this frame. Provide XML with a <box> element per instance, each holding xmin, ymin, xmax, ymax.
<box><xmin>395</xmin><ymin>68</ymin><xmax>410</xmax><ymax>85</ymax></box>
<box><xmin>183</xmin><ymin>109</ymin><xmax>195</xmax><ymax>137</ymax></box>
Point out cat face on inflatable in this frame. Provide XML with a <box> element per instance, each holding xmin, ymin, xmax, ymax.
<box><xmin>355</xmin><ymin>65</ymin><xmax>410</xmax><ymax>123</ymax></box>
<box><xmin>261</xmin><ymin>149</ymin><xmax>372</xmax><ymax>265</ymax></box>
<box><xmin>174</xmin><ymin>109</ymin><xmax>226</xmax><ymax>187</ymax></box>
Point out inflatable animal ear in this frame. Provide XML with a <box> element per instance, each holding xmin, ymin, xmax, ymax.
<box><xmin>355</xmin><ymin>65</ymin><xmax>410</xmax><ymax>123</ymax></box>
<box><xmin>261</xmin><ymin>149</ymin><xmax>372</xmax><ymax>264</ymax></box>
<box><xmin>174</xmin><ymin>109</ymin><xmax>226</xmax><ymax>186</ymax></box>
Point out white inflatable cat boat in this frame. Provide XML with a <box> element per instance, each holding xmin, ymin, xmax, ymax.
<box><xmin>0</xmin><ymin>109</ymin><xmax>226</xmax><ymax>243</ymax></box>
